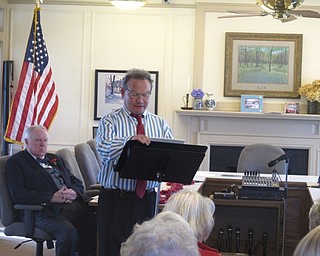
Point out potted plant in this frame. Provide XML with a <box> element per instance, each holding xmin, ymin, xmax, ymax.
<box><xmin>191</xmin><ymin>89</ymin><xmax>205</xmax><ymax>110</ymax></box>
<box><xmin>298</xmin><ymin>79</ymin><xmax>320</xmax><ymax>114</ymax></box>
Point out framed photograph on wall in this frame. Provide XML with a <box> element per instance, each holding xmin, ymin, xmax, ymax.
<box><xmin>224</xmin><ymin>32</ymin><xmax>302</xmax><ymax>98</ymax></box>
<box><xmin>241</xmin><ymin>95</ymin><xmax>263</xmax><ymax>113</ymax></box>
<box><xmin>94</xmin><ymin>69</ymin><xmax>159</xmax><ymax>120</ymax></box>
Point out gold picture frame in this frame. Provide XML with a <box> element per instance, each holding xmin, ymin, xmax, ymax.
<box><xmin>224</xmin><ymin>32</ymin><xmax>302</xmax><ymax>98</ymax></box>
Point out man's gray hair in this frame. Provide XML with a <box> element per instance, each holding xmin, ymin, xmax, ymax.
<box><xmin>123</xmin><ymin>68</ymin><xmax>153</xmax><ymax>91</ymax></box>
<box><xmin>24</xmin><ymin>125</ymin><xmax>47</xmax><ymax>141</ymax></box>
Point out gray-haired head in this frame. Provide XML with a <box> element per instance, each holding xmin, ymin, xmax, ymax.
<box><xmin>163</xmin><ymin>189</ymin><xmax>216</xmax><ymax>242</ymax></box>
<box><xmin>120</xmin><ymin>211</ymin><xmax>200</xmax><ymax>256</ymax></box>
<box><xmin>123</xmin><ymin>68</ymin><xmax>153</xmax><ymax>92</ymax></box>
<box><xmin>24</xmin><ymin>125</ymin><xmax>47</xmax><ymax>142</ymax></box>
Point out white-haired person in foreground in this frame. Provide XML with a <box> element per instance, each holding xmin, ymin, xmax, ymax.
<box><xmin>162</xmin><ymin>189</ymin><xmax>220</xmax><ymax>256</ymax></box>
<box><xmin>293</xmin><ymin>225</ymin><xmax>320</xmax><ymax>256</ymax></box>
<box><xmin>120</xmin><ymin>211</ymin><xmax>200</xmax><ymax>256</ymax></box>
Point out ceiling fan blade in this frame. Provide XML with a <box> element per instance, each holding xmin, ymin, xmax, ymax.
<box><xmin>291</xmin><ymin>10</ymin><xmax>320</xmax><ymax>18</ymax></box>
<box><xmin>280</xmin><ymin>14</ymin><xmax>298</xmax><ymax>23</ymax></box>
<box><xmin>226</xmin><ymin>10</ymin><xmax>262</xmax><ymax>15</ymax></box>
<box><xmin>218</xmin><ymin>14</ymin><xmax>263</xmax><ymax>19</ymax></box>
<box><xmin>218</xmin><ymin>10</ymin><xmax>270</xmax><ymax>19</ymax></box>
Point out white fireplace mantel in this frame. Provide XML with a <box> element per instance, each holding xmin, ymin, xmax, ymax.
<box><xmin>176</xmin><ymin>110</ymin><xmax>320</xmax><ymax>175</ymax></box>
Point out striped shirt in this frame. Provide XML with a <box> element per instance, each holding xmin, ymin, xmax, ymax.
<box><xmin>96</xmin><ymin>106</ymin><xmax>173</xmax><ymax>190</ymax></box>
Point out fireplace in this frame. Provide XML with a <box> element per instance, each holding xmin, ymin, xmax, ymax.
<box><xmin>209</xmin><ymin>145</ymin><xmax>308</xmax><ymax>175</ymax></box>
<box><xmin>176</xmin><ymin>110</ymin><xmax>320</xmax><ymax>175</ymax></box>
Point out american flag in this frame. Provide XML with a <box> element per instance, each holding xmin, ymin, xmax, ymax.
<box><xmin>4</xmin><ymin>7</ymin><xmax>59</xmax><ymax>144</ymax></box>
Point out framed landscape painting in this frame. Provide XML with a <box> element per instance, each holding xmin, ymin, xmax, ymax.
<box><xmin>224</xmin><ymin>32</ymin><xmax>302</xmax><ymax>98</ymax></box>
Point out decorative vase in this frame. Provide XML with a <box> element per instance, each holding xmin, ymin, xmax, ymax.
<box><xmin>307</xmin><ymin>101</ymin><xmax>320</xmax><ymax>114</ymax></box>
<box><xmin>193</xmin><ymin>97</ymin><xmax>203</xmax><ymax>110</ymax></box>
<box><xmin>204</xmin><ymin>93</ymin><xmax>216</xmax><ymax>110</ymax></box>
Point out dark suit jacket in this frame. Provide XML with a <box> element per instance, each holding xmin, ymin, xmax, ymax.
<box><xmin>6</xmin><ymin>150</ymin><xmax>84</xmax><ymax>216</ymax></box>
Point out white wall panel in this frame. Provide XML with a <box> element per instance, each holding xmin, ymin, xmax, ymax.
<box><xmin>169</xmin><ymin>13</ymin><xmax>195</xmax><ymax>138</ymax></box>
<box><xmin>92</xmin><ymin>11</ymin><xmax>166</xmax><ymax>69</ymax></box>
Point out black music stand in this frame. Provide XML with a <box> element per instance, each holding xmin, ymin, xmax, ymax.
<box><xmin>115</xmin><ymin>140</ymin><xmax>207</xmax><ymax>216</ymax></box>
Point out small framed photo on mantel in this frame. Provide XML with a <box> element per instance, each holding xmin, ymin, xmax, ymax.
<box><xmin>284</xmin><ymin>102</ymin><xmax>299</xmax><ymax>114</ymax></box>
<box><xmin>241</xmin><ymin>95</ymin><xmax>263</xmax><ymax>113</ymax></box>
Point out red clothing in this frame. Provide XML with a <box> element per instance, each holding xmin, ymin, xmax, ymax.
<box><xmin>198</xmin><ymin>242</ymin><xmax>221</xmax><ymax>256</ymax></box>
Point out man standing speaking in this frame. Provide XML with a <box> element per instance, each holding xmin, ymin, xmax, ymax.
<box><xmin>96</xmin><ymin>68</ymin><xmax>173</xmax><ymax>256</ymax></box>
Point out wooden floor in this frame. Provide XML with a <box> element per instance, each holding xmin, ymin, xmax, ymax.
<box><xmin>0</xmin><ymin>228</ymin><xmax>55</xmax><ymax>256</ymax></box>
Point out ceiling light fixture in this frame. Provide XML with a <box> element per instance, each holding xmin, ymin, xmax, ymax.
<box><xmin>110</xmin><ymin>0</ymin><xmax>147</xmax><ymax>10</ymax></box>
<box><xmin>258</xmin><ymin>0</ymin><xmax>304</xmax><ymax>11</ymax></box>
<box><xmin>257</xmin><ymin>0</ymin><xmax>304</xmax><ymax>21</ymax></box>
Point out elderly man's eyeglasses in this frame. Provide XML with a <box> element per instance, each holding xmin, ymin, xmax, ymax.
<box><xmin>125</xmin><ymin>88</ymin><xmax>151</xmax><ymax>99</ymax></box>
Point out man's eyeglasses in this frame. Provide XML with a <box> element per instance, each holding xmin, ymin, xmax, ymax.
<box><xmin>125</xmin><ymin>88</ymin><xmax>151</xmax><ymax>99</ymax></box>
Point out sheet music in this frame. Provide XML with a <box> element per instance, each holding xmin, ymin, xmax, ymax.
<box><xmin>150</xmin><ymin>137</ymin><xmax>185</xmax><ymax>144</ymax></box>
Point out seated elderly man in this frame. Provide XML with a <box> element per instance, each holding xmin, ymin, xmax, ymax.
<box><xmin>120</xmin><ymin>211</ymin><xmax>200</xmax><ymax>256</ymax></box>
<box><xmin>6</xmin><ymin>125</ymin><xmax>96</xmax><ymax>256</ymax></box>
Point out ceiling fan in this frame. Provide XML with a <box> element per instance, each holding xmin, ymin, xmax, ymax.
<box><xmin>219</xmin><ymin>0</ymin><xmax>320</xmax><ymax>23</ymax></box>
